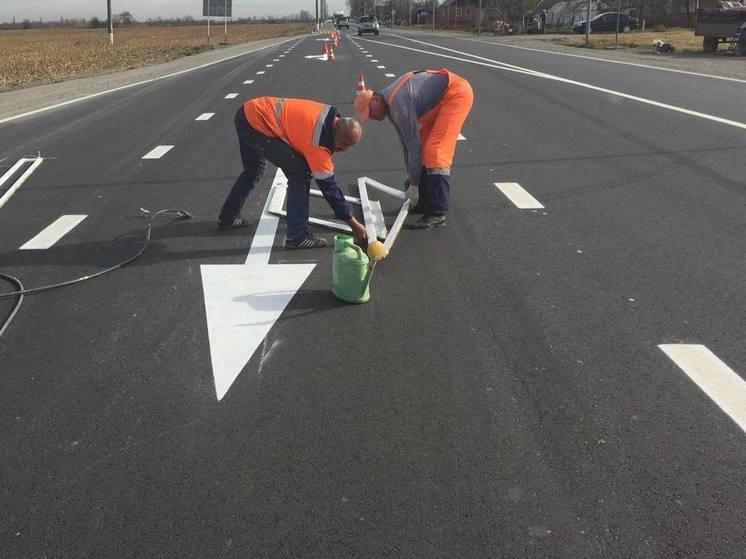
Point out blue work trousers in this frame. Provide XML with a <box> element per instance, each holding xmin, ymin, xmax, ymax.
<box><xmin>220</xmin><ymin>108</ymin><xmax>313</xmax><ymax>239</ymax></box>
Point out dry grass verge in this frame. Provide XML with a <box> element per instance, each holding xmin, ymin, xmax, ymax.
<box><xmin>549</xmin><ymin>28</ymin><xmax>707</xmax><ymax>53</ymax></box>
<box><xmin>0</xmin><ymin>23</ymin><xmax>309</xmax><ymax>92</ymax></box>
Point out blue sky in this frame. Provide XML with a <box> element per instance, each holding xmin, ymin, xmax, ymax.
<box><xmin>0</xmin><ymin>1</ymin><xmax>346</xmax><ymax>23</ymax></box>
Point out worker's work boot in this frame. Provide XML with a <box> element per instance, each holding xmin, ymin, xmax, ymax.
<box><xmin>218</xmin><ymin>216</ymin><xmax>251</xmax><ymax>230</ymax></box>
<box><xmin>284</xmin><ymin>232</ymin><xmax>328</xmax><ymax>249</ymax></box>
<box><xmin>405</xmin><ymin>214</ymin><xmax>446</xmax><ymax>230</ymax></box>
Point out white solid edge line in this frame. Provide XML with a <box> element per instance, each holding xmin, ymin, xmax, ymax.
<box><xmin>454</xmin><ymin>35</ymin><xmax>746</xmax><ymax>85</ymax></box>
<box><xmin>20</xmin><ymin>215</ymin><xmax>87</xmax><ymax>250</ymax></box>
<box><xmin>195</xmin><ymin>113</ymin><xmax>215</xmax><ymax>121</ymax></box>
<box><xmin>390</xmin><ymin>32</ymin><xmax>746</xmax><ymax>85</ymax></box>
<box><xmin>142</xmin><ymin>145</ymin><xmax>174</xmax><ymax>159</ymax></box>
<box><xmin>495</xmin><ymin>182</ymin><xmax>544</xmax><ymax>209</ymax></box>
<box><xmin>0</xmin><ymin>36</ymin><xmax>300</xmax><ymax>125</ymax></box>
<box><xmin>0</xmin><ymin>158</ymin><xmax>43</xmax><ymax>210</ymax></box>
<box><xmin>358</xmin><ymin>36</ymin><xmax>746</xmax><ymax>131</ymax></box>
<box><xmin>659</xmin><ymin>344</ymin><xmax>746</xmax><ymax>434</ymax></box>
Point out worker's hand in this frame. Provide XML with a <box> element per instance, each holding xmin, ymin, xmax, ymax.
<box><xmin>347</xmin><ymin>217</ymin><xmax>368</xmax><ymax>241</ymax></box>
<box><xmin>405</xmin><ymin>184</ymin><xmax>419</xmax><ymax>206</ymax></box>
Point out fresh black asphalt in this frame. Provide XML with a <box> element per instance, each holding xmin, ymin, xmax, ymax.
<box><xmin>1</xmin><ymin>28</ymin><xmax>745</xmax><ymax>557</ymax></box>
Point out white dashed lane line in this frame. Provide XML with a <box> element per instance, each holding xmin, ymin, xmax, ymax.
<box><xmin>224</xmin><ymin>93</ymin><xmax>238</xmax><ymax>99</ymax></box>
<box><xmin>659</xmin><ymin>344</ymin><xmax>746</xmax><ymax>434</ymax></box>
<box><xmin>243</xmin><ymin>80</ymin><xmax>254</xmax><ymax>84</ymax></box>
<box><xmin>256</xmin><ymin>70</ymin><xmax>265</xmax><ymax>75</ymax></box>
<box><xmin>142</xmin><ymin>145</ymin><xmax>174</xmax><ymax>159</ymax></box>
<box><xmin>377</xmin><ymin>65</ymin><xmax>386</xmax><ymax>69</ymax></box>
<box><xmin>20</xmin><ymin>215</ymin><xmax>87</xmax><ymax>250</ymax></box>
<box><xmin>495</xmin><ymin>182</ymin><xmax>544</xmax><ymax>209</ymax></box>
<box><xmin>385</xmin><ymin>73</ymin><xmax>395</xmax><ymax>78</ymax></box>
<box><xmin>266</xmin><ymin>64</ymin><xmax>273</xmax><ymax>67</ymax></box>
<box><xmin>195</xmin><ymin>113</ymin><xmax>215</xmax><ymax>121</ymax></box>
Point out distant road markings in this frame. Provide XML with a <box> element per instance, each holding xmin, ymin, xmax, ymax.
<box><xmin>224</xmin><ymin>93</ymin><xmax>239</xmax><ymax>99</ymax></box>
<box><xmin>279</xmin><ymin>54</ymin><xmax>285</xmax><ymax>57</ymax></box>
<box><xmin>458</xmin><ymin>133</ymin><xmax>466</xmax><ymax>140</ymax></box>
<box><xmin>20</xmin><ymin>215</ymin><xmax>87</xmax><ymax>250</ymax></box>
<box><xmin>371</xmin><ymin>59</ymin><xmax>378</xmax><ymax>62</ymax></box>
<box><xmin>366</xmin><ymin>54</ymin><xmax>372</xmax><ymax>57</ymax></box>
<box><xmin>195</xmin><ymin>113</ymin><xmax>215</xmax><ymax>121</ymax></box>
<box><xmin>659</xmin><ymin>344</ymin><xmax>746</xmax><ymax>434</ymax></box>
<box><xmin>266</xmin><ymin>64</ymin><xmax>273</xmax><ymax>67</ymax></box>
<box><xmin>243</xmin><ymin>80</ymin><xmax>254</xmax><ymax>84</ymax></box>
<box><xmin>272</xmin><ymin>58</ymin><xmax>279</xmax><ymax>62</ymax></box>
<box><xmin>142</xmin><ymin>145</ymin><xmax>174</xmax><ymax>159</ymax></box>
<box><xmin>495</xmin><ymin>182</ymin><xmax>544</xmax><ymax>209</ymax></box>
<box><xmin>385</xmin><ymin>73</ymin><xmax>395</xmax><ymax>78</ymax></box>
<box><xmin>256</xmin><ymin>70</ymin><xmax>265</xmax><ymax>75</ymax></box>
<box><xmin>377</xmin><ymin>65</ymin><xmax>386</xmax><ymax>69</ymax></box>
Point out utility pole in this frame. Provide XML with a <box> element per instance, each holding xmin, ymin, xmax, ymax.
<box><xmin>315</xmin><ymin>0</ymin><xmax>320</xmax><ymax>31</ymax></box>
<box><xmin>585</xmin><ymin>0</ymin><xmax>591</xmax><ymax>45</ymax></box>
<box><xmin>478</xmin><ymin>0</ymin><xmax>482</xmax><ymax>34</ymax></box>
<box><xmin>107</xmin><ymin>0</ymin><xmax>113</xmax><ymax>44</ymax></box>
<box><xmin>223</xmin><ymin>0</ymin><xmax>228</xmax><ymax>44</ymax></box>
<box><xmin>433</xmin><ymin>0</ymin><xmax>436</xmax><ymax>31</ymax></box>
<box><xmin>614</xmin><ymin>0</ymin><xmax>621</xmax><ymax>49</ymax></box>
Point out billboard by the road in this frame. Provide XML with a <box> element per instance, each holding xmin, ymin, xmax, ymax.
<box><xmin>203</xmin><ymin>0</ymin><xmax>232</xmax><ymax>17</ymax></box>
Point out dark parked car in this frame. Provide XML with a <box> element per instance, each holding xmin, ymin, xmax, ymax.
<box><xmin>573</xmin><ymin>12</ymin><xmax>639</xmax><ymax>33</ymax></box>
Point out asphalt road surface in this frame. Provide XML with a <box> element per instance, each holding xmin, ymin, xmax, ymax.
<box><xmin>1</xmin><ymin>25</ymin><xmax>745</xmax><ymax>558</ymax></box>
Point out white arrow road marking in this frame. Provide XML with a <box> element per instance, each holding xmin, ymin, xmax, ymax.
<box><xmin>659</xmin><ymin>344</ymin><xmax>746</xmax><ymax>434</ymax></box>
<box><xmin>200</xmin><ymin>169</ymin><xmax>316</xmax><ymax>401</ymax></box>
<box><xmin>20</xmin><ymin>215</ymin><xmax>87</xmax><ymax>249</ymax></box>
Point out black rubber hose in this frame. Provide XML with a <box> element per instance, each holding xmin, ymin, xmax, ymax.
<box><xmin>0</xmin><ymin>208</ymin><xmax>192</xmax><ymax>337</ymax></box>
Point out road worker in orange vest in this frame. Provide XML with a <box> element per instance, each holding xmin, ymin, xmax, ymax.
<box><xmin>354</xmin><ymin>69</ymin><xmax>473</xmax><ymax>229</ymax></box>
<box><xmin>219</xmin><ymin>97</ymin><xmax>367</xmax><ymax>248</ymax></box>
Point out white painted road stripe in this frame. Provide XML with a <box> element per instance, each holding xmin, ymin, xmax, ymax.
<box><xmin>371</xmin><ymin>59</ymin><xmax>378</xmax><ymax>62</ymax></box>
<box><xmin>458</xmin><ymin>133</ymin><xmax>466</xmax><ymax>140</ymax></box>
<box><xmin>256</xmin><ymin>70</ymin><xmax>265</xmax><ymax>75</ymax></box>
<box><xmin>195</xmin><ymin>113</ymin><xmax>215</xmax><ymax>121</ymax></box>
<box><xmin>142</xmin><ymin>145</ymin><xmax>174</xmax><ymax>159</ymax></box>
<box><xmin>659</xmin><ymin>344</ymin><xmax>746</xmax><ymax>434</ymax></box>
<box><xmin>0</xmin><ymin>157</ymin><xmax>43</xmax><ymax>211</ymax></box>
<box><xmin>243</xmin><ymin>79</ymin><xmax>254</xmax><ymax>84</ymax></box>
<box><xmin>362</xmin><ymin>36</ymin><xmax>746</xmax><ymax>131</ymax></box>
<box><xmin>385</xmin><ymin>73</ymin><xmax>395</xmax><ymax>77</ymax></box>
<box><xmin>224</xmin><ymin>93</ymin><xmax>238</xmax><ymax>99</ymax></box>
<box><xmin>495</xmin><ymin>182</ymin><xmax>544</xmax><ymax>209</ymax></box>
<box><xmin>20</xmin><ymin>215</ymin><xmax>87</xmax><ymax>250</ymax></box>
<box><xmin>266</xmin><ymin>64</ymin><xmax>273</xmax><ymax>67</ymax></box>
<box><xmin>377</xmin><ymin>65</ymin><xmax>386</xmax><ymax>69</ymax></box>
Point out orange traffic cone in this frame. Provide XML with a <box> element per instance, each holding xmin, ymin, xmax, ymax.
<box><xmin>328</xmin><ymin>45</ymin><xmax>335</xmax><ymax>63</ymax></box>
<box><xmin>323</xmin><ymin>42</ymin><xmax>329</xmax><ymax>59</ymax></box>
<box><xmin>355</xmin><ymin>73</ymin><xmax>366</xmax><ymax>96</ymax></box>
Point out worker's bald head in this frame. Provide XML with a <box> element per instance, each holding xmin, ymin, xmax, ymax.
<box><xmin>333</xmin><ymin>117</ymin><xmax>362</xmax><ymax>152</ymax></box>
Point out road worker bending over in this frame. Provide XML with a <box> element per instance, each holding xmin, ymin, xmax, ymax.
<box><xmin>219</xmin><ymin>97</ymin><xmax>367</xmax><ymax>249</ymax></box>
<box><xmin>354</xmin><ymin>69</ymin><xmax>473</xmax><ymax>229</ymax></box>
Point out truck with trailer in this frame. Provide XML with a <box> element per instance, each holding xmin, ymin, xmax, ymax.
<box><xmin>695</xmin><ymin>0</ymin><xmax>746</xmax><ymax>54</ymax></box>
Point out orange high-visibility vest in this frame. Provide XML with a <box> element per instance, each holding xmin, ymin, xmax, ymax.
<box><xmin>244</xmin><ymin>97</ymin><xmax>335</xmax><ymax>180</ymax></box>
